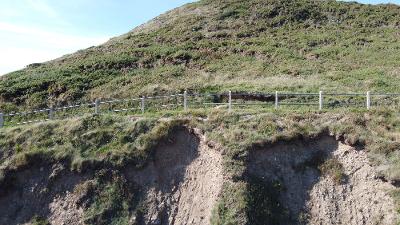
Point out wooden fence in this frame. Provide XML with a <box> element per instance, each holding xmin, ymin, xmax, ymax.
<box><xmin>1</xmin><ymin>91</ymin><xmax>400</xmax><ymax>128</ymax></box>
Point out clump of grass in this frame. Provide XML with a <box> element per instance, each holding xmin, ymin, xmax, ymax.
<box><xmin>294</xmin><ymin>151</ymin><xmax>327</xmax><ymax>172</ymax></box>
<box><xmin>245</xmin><ymin>177</ymin><xmax>289</xmax><ymax>225</ymax></box>
<box><xmin>391</xmin><ymin>190</ymin><xmax>400</xmax><ymax>215</ymax></box>
<box><xmin>319</xmin><ymin>157</ymin><xmax>346</xmax><ymax>184</ymax></box>
<box><xmin>83</xmin><ymin>170</ymin><xmax>140</xmax><ymax>225</ymax></box>
<box><xmin>30</xmin><ymin>216</ymin><xmax>50</xmax><ymax>225</ymax></box>
<box><xmin>210</xmin><ymin>199</ymin><xmax>238</xmax><ymax>225</ymax></box>
<box><xmin>210</xmin><ymin>182</ymin><xmax>248</xmax><ymax>225</ymax></box>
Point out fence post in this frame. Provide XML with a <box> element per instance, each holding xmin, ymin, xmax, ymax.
<box><xmin>184</xmin><ymin>91</ymin><xmax>188</xmax><ymax>111</ymax></box>
<box><xmin>275</xmin><ymin>91</ymin><xmax>279</xmax><ymax>109</ymax></box>
<box><xmin>366</xmin><ymin>91</ymin><xmax>371</xmax><ymax>110</ymax></box>
<box><xmin>95</xmin><ymin>99</ymin><xmax>100</xmax><ymax>114</ymax></box>
<box><xmin>49</xmin><ymin>107</ymin><xmax>54</xmax><ymax>120</ymax></box>
<box><xmin>0</xmin><ymin>113</ymin><xmax>3</xmax><ymax>128</ymax></box>
<box><xmin>319</xmin><ymin>91</ymin><xmax>323</xmax><ymax>110</ymax></box>
<box><xmin>228</xmin><ymin>91</ymin><xmax>232</xmax><ymax>113</ymax></box>
<box><xmin>141</xmin><ymin>96</ymin><xmax>145</xmax><ymax>114</ymax></box>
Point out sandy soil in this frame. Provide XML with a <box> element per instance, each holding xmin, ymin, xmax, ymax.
<box><xmin>307</xmin><ymin>142</ymin><xmax>398</xmax><ymax>225</ymax></box>
<box><xmin>0</xmin><ymin>131</ymin><xmax>397</xmax><ymax>225</ymax></box>
<box><xmin>125</xmin><ymin>128</ymin><xmax>224</xmax><ymax>225</ymax></box>
<box><xmin>247</xmin><ymin>136</ymin><xmax>398</xmax><ymax>225</ymax></box>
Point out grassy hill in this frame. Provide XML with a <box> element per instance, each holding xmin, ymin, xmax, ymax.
<box><xmin>1</xmin><ymin>0</ymin><xmax>400</xmax><ymax>110</ymax></box>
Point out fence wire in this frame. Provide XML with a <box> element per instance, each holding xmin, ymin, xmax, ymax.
<box><xmin>1</xmin><ymin>91</ymin><xmax>400</xmax><ymax>128</ymax></box>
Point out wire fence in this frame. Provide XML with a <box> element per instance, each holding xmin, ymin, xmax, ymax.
<box><xmin>1</xmin><ymin>91</ymin><xmax>400</xmax><ymax>128</ymax></box>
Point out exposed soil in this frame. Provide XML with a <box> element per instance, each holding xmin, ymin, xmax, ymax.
<box><xmin>0</xmin><ymin>127</ymin><xmax>224</xmax><ymax>225</ymax></box>
<box><xmin>125</xmin><ymin>128</ymin><xmax>224</xmax><ymax>225</ymax></box>
<box><xmin>0</xmin><ymin>129</ymin><xmax>398</xmax><ymax>225</ymax></box>
<box><xmin>0</xmin><ymin>164</ymin><xmax>88</xmax><ymax>225</ymax></box>
<box><xmin>246</xmin><ymin>136</ymin><xmax>398</xmax><ymax>225</ymax></box>
<box><xmin>307</xmin><ymin>142</ymin><xmax>397</xmax><ymax>225</ymax></box>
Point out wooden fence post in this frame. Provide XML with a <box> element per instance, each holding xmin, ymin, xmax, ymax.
<box><xmin>0</xmin><ymin>113</ymin><xmax>3</xmax><ymax>128</ymax></box>
<box><xmin>366</xmin><ymin>91</ymin><xmax>371</xmax><ymax>110</ymax></box>
<box><xmin>184</xmin><ymin>91</ymin><xmax>188</xmax><ymax>111</ymax></box>
<box><xmin>49</xmin><ymin>107</ymin><xmax>54</xmax><ymax>120</ymax></box>
<box><xmin>319</xmin><ymin>91</ymin><xmax>323</xmax><ymax>110</ymax></box>
<box><xmin>275</xmin><ymin>91</ymin><xmax>279</xmax><ymax>109</ymax></box>
<box><xmin>141</xmin><ymin>96</ymin><xmax>145</xmax><ymax>114</ymax></box>
<box><xmin>228</xmin><ymin>91</ymin><xmax>232</xmax><ymax>113</ymax></box>
<box><xmin>95</xmin><ymin>99</ymin><xmax>100</xmax><ymax>114</ymax></box>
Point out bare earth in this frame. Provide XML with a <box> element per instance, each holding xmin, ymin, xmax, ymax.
<box><xmin>0</xmin><ymin>131</ymin><xmax>398</xmax><ymax>225</ymax></box>
<box><xmin>248</xmin><ymin>136</ymin><xmax>398</xmax><ymax>225</ymax></box>
<box><xmin>307</xmin><ymin>142</ymin><xmax>398</xmax><ymax>225</ymax></box>
<box><xmin>125</xmin><ymin>128</ymin><xmax>224</xmax><ymax>225</ymax></box>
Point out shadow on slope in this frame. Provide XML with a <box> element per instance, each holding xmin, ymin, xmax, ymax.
<box><xmin>245</xmin><ymin>136</ymin><xmax>338</xmax><ymax>225</ymax></box>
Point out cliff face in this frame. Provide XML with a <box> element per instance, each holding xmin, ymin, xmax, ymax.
<box><xmin>0</xmin><ymin>125</ymin><xmax>224</xmax><ymax>225</ymax></box>
<box><xmin>246</xmin><ymin>136</ymin><xmax>397</xmax><ymax>225</ymax></box>
<box><xmin>0</xmin><ymin>124</ymin><xmax>397</xmax><ymax>225</ymax></box>
<box><xmin>1</xmin><ymin>0</ymin><xmax>400</xmax><ymax>110</ymax></box>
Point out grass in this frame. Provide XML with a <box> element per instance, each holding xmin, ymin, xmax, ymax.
<box><xmin>83</xmin><ymin>170</ymin><xmax>140</xmax><ymax>225</ymax></box>
<box><xmin>0</xmin><ymin>0</ymin><xmax>400</xmax><ymax>111</ymax></box>
<box><xmin>245</xmin><ymin>176</ymin><xmax>289</xmax><ymax>225</ymax></box>
<box><xmin>0</xmin><ymin>114</ymin><xmax>186</xmax><ymax>172</ymax></box>
<box><xmin>319</xmin><ymin>157</ymin><xmax>346</xmax><ymax>184</ymax></box>
<box><xmin>30</xmin><ymin>216</ymin><xmax>50</xmax><ymax>225</ymax></box>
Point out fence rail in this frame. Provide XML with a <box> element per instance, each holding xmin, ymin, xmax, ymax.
<box><xmin>1</xmin><ymin>90</ymin><xmax>400</xmax><ymax>128</ymax></box>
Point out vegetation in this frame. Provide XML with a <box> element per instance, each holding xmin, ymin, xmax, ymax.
<box><xmin>0</xmin><ymin>114</ymin><xmax>185</xmax><ymax>172</ymax></box>
<box><xmin>30</xmin><ymin>216</ymin><xmax>50</xmax><ymax>225</ymax></box>
<box><xmin>198</xmin><ymin>108</ymin><xmax>400</xmax><ymax>224</ymax></box>
<box><xmin>0</xmin><ymin>0</ymin><xmax>399</xmax><ymax>224</ymax></box>
<box><xmin>1</xmin><ymin>0</ymin><xmax>400</xmax><ymax>111</ymax></box>
<box><xmin>0</xmin><ymin>108</ymin><xmax>399</xmax><ymax>224</ymax></box>
<box><xmin>319</xmin><ymin>157</ymin><xmax>346</xmax><ymax>184</ymax></box>
<box><xmin>245</xmin><ymin>177</ymin><xmax>289</xmax><ymax>225</ymax></box>
<box><xmin>83</xmin><ymin>170</ymin><xmax>140</xmax><ymax>225</ymax></box>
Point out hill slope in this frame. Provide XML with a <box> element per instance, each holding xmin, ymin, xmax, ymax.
<box><xmin>1</xmin><ymin>0</ymin><xmax>400</xmax><ymax>110</ymax></box>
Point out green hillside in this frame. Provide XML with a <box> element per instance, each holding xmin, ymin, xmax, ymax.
<box><xmin>1</xmin><ymin>0</ymin><xmax>400</xmax><ymax>110</ymax></box>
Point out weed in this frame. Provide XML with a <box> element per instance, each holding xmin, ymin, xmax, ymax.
<box><xmin>30</xmin><ymin>216</ymin><xmax>50</xmax><ymax>225</ymax></box>
<box><xmin>319</xmin><ymin>157</ymin><xmax>346</xmax><ymax>184</ymax></box>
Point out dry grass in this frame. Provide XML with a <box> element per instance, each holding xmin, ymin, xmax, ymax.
<box><xmin>319</xmin><ymin>157</ymin><xmax>346</xmax><ymax>184</ymax></box>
